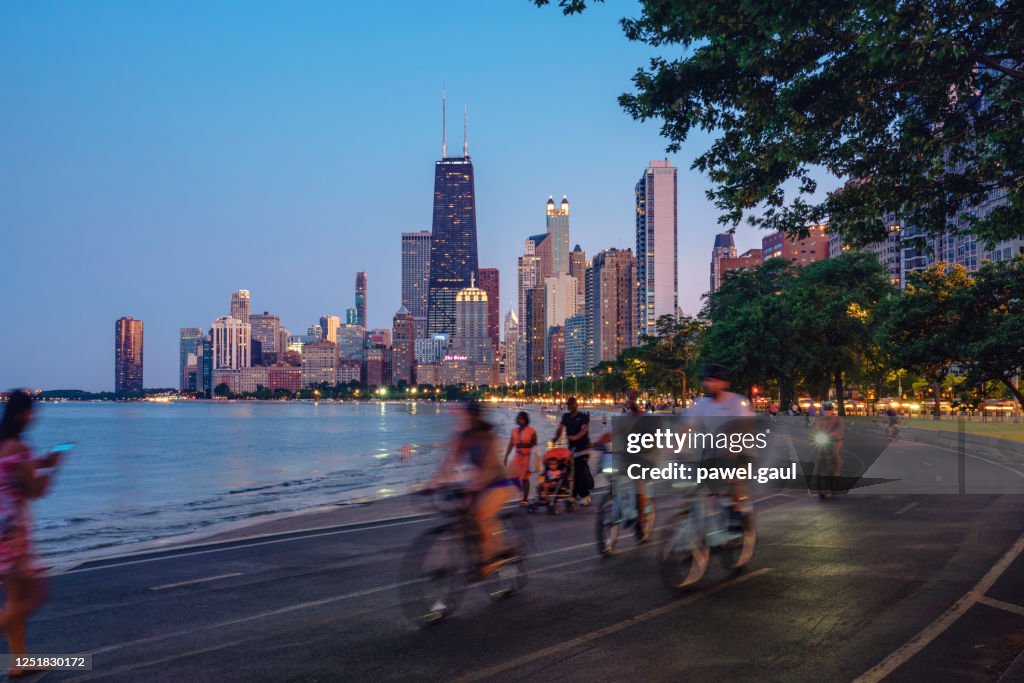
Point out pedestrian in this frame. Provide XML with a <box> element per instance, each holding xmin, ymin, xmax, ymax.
<box><xmin>0</xmin><ymin>390</ymin><xmax>65</xmax><ymax>677</ymax></box>
<box><xmin>553</xmin><ymin>396</ymin><xmax>593</xmax><ymax>505</ymax></box>
<box><xmin>503</xmin><ymin>411</ymin><xmax>537</xmax><ymax>506</ymax></box>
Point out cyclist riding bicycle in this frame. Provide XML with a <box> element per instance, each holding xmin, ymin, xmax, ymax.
<box><xmin>594</xmin><ymin>390</ymin><xmax>652</xmax><ymax>539</ymax></box>
<box><xmin>432</xmin><ymin>400</ymin><xmax>517</xmax><ymax>577</ymax></box>
<box><xmin>813</xmin><ymin>400</ymin><xmax>844</xmax><ymax>480</ymax></box>
<box><xmin>685</xmin><ymin>364</ymin><xmax>755</xmax><ymax>521</ymax></box>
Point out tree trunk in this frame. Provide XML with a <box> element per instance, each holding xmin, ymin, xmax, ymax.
<box><xmin>932</xmin><ymin>380</ymin><xmax>942</xmax><ymax>420</ymax></box>
<box><xmin>999</xmin><ymin>377</ymin><xmax>1024</xmax><ymax>413</ymax></box>
<box><xmin>834</xmin><ymin>367</ymin><xmax>846</xmax><ymax>416</ymax></box>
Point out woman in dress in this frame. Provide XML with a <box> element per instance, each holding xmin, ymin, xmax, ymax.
<box><xmin>0</xmin><ymin>390</ymin><xmax>63</xmax><ymax>676</ymax></box>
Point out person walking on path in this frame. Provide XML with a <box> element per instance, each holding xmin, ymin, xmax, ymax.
<box><xmin>0</xmin><ymin>390</ymin><xmax>65</xmax><ymax>678</ymax></box>
<box><xmin>503</xmin><ymin>411</ymin><xmax>537</xmax><ymax>506</ymax></box>
<box><xmin>553</xmin><ymin>397</ymin><xmax>593</xmax><ymax>505</ymax></box>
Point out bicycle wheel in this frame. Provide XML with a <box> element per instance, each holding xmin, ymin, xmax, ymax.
<box><xmin>596</xmin><ymin>492</ymin><xmax>621</xmax><ymax>556</ymax></box>
<box><xmin>399</xmin><ymin>523</ymin><xmax>471</xmax><ymax>626</ymax></box>
<box><xmin>484</xmin><ymin>511</ymin><xmax>533</xmax><ymax>598</ymax></box>
<box><xmin>815</xmin><ymin>452</ymin><xmax>833</xmax><ymax>499</ymax></box>
<box><xmin>719</xmin><ymin>514</ymin><xmax>756</xmax><ymax>572</ymax></box>
<box><xmin>658</xmin><ymin>509</ymin><xmax>708</xmax><ymax>589</ymax></box>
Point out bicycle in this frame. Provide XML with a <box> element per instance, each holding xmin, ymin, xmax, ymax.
<box><xmin>657</xmin><ymin>480</ymin><xmax>755</xmax><ymax>589</ymax></box>
<box><xmin>399</xmin><ymin>487</ymin><xmax>533</xmax><ymax>626</ymax></box>
<box><xmin>594</xmin><ymin>446</ymin><xmax>656</xmax><ymax>556</ymax></box>
<box><xmin>812</xmin><ymin>431</ymin><xmax>838</xmax><ymax>498</ymax></box>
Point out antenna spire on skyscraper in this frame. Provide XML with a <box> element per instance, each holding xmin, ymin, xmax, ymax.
<box><xmin>463</xmin><ymin>104</ymin><xmax>469</xmax><ymax>157</ymax></box>
<box><xmin>442</xmin><ymin>88</ymin><xmax>447</xmax><ymax>158</ymax></box>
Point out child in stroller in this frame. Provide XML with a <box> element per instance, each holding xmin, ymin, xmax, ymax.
<box><xmin>529</xmin><ymin>446</ymin><xmax>576</xmax><ymax>514</ymax></box>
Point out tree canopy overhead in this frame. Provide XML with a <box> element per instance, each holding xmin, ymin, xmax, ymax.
<box><xmin>536</xmin><ymin>0</ymin><xmax>1024</xmax><ymax>247</ymax></box>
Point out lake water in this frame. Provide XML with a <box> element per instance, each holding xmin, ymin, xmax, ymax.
<box><xmin>24</xmin><ymin>401</ymin><xmax>538</xmax><ymax>563</ymax></box>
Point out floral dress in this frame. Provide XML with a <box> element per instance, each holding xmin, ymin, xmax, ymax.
<box><xmin>0</xmin><ymin>448</ymin><xmax>38</xmax><ymax>576</ymax></box>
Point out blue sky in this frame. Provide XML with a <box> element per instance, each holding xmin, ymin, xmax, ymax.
<box><xmin>2</xmin><ymin>0</ymin><xmax>800</xmax><ymax>391</ymax></box>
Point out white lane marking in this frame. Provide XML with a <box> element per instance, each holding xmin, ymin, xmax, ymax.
<box><xmin>894</xmin><ymin>502</ymin><xmax>918</xmax><ymax>516</ymax></box>
<box><xmin>453</xmin><ymin>568</ymin><xmax>774</xmax><ymax>683</ymax></box>
<box><xmin>977</xmin><ymin>595</ymin><xmax>1024</xmax><ymax>618</ymax></box>
<box><xmin>149</xmin><ymin>572</ymin><xmax>242</xmax><ymax>591</ymax></box>
<box><xmin>854</xmin><ymin>532</ymin><xmax>1024</xmax><ymax>683</ymax></box>
<box><xmin>66</xmin><ymin>640</ymin><xmax>246</xmax><ymax>682</ymax></box>
<box><xmin>65</xmin><ymin>516</ymin><xmax>434</xmax><ymax>574</ymax></box>
<box><xmin>921</xmin><ymin>461</ymin><xmax>932</xmax><ymax>466</ymax></box>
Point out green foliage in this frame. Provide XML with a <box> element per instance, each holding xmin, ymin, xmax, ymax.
<box><xmin>536</xmin><ymin>0</ymin><xmax>1024</xmax><ymax>247</ymax></box>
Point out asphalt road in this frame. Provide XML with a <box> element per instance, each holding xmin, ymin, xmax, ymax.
<box><xmin>19</xmin><ymin>420</ymin><xmax>1024</xmax><ymax>681</ymax></box>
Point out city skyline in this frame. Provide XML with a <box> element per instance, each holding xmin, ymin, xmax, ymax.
<box><xmin>2</xmin><ymin>1</ymin><xmax>834</xmax><ymax>391</ymax></box>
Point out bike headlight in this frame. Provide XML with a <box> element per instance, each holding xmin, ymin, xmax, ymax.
<box><xmin>813</xmin><ymin>432</ymin><xmax>831</xmax><ymax>447</ymax></box>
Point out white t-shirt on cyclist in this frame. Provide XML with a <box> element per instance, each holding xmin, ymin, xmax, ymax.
<box><xmin>686</xmin><ymin>392</ymin><xmax>753</xmax><ymax>418</ymax></box>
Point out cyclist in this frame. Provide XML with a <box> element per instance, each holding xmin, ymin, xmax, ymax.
<box><xmin>503</xmin><ymin>411</ymin><xmax>537</xmax><ymax>507</ymax></box>
<box><xmin>815</xmin><ymin>400</ymin><xmax>845</xmax><ymax>481</ymax></box>
<box><xmin>433</xmin><ymin>400</ymin><xmax>517</xmax><ymax>577</ymax></box>
<box><xmin>686</xmin><ymin>364</ymin><xmax>755</xmax><ymax>523</ymax></box>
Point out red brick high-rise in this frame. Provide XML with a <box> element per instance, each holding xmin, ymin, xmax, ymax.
<box><xmin>476</xmin><ymin>267</ymin><xmax>500</xmax><ymax>350</ymax></box>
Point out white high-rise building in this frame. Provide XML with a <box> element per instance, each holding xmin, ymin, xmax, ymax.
<box><xmin>636</xmin><ymin>160</ymin><xmax>678</xmax><ymax>334</ymax></box>
<box><xmin>503</xmin><ymin>309</ymin><xmax>519</xmax><ymax>384</ymax></box>
<box><xmin>212</xmin><ymin>315</ymin><xmax>251</xmax><ymax>370</ymax></box>
<box><xmin>544</xmin><ymin>273</ymin><xmax>578</xmax><ymax>329</ymax></box>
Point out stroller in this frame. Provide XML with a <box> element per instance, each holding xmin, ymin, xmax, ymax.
<box><xmin>528</xmin><ymin>446</ymin><xmax>576</xmax><ymax>515</ymax></box>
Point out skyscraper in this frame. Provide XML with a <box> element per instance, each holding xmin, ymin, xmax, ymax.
<box><xmin>476</xmin><ymin>267</ymin><xmax>500</xmax><ymax>350</ymax></box>
<box><xmin>401</xmin><ymin>230</ymin><xmax>431</xmax><ymax>339</ymax></box>
<box><xmin>589</xmin><ymin>248</ymin><xmax>637</xmax><ymax>363</ymax></box>
<box><xmin>709</xmin><ymin>233</ymin><xmax>737</xmax><ymax>294</ymax></box>
<box><xmin>230</xmin><ymin>290</ymin><xmax>251</xmax><ymax>325</ymax></box>
<box><xmin>391</xmin><ymin>306</ymin><xmax>415</xmax><ymax>386</ymax></box>
<box><xmin>212</xmin><ymin>316</ymin><xmax>251</xmax><ymax>370</ymax></box>
<box><xmin>115</xmin><ymin>316</ymin><xmax>144</xmax><ymax>393</ymax></box>
<box><xmin>178</xmin><ymin>328</ymin><xmax>203</xmax><ymax>391</ymax></box>
<box><xmin>355</xmin><ymin>272</ymin><xmax>367</xmax><ymax>327</ymax></box>
<box><xmin>563</xmin><ymin>314</ymin><xmax>588</xmax><ymax>378</ymax></box>
<box><xmin>427</xmin><ymin>96</ymin><xmax>478</xmax><ymax>337</ymax></box>
<box><xmin>546</xmin><ymin>196</ymin><xmax>571</xmax><ymax>274</ymax></box>
<box><xmin>503</xmin><ymin>309</ymin><xmax>519</xmax><ymax>384</ymax></box>
<box><xmin>636</xmin><ymin>160</ymin><xmax>678</xmax><ymax>334</ymax></box>
<box><xmin>454</xmin><ymin>276</ymin><xmax>492</xmax><ymax>364</ymax></box>
<box><xmin>250</xmin><ymin>312</ymin><xmax>282</xmax><ymax>364</ymax></box>
<box><xmin>319</xmin><ymin>315</ymin><xmax>341</xmax><ymax>344</ymax></box>
<box><xmin>569</xmin><ymin>244</ymin><xmax>587</xmax><ymax>310</ymax></box>
<box><xmin>516</xmin><ymin>240</ymin><xmax>542</xmax><ymax>381</ymax></box>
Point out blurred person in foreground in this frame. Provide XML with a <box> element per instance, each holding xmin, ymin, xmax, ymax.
<box><xmin>0</xmin><ymin>390</ymin><xmax>64</xmax><ymax>677</ymax></box>
<box><xmin>686</xmin><ymin>365</ymin><xmax>755</xmax><ymax>520</ymax></box>
<box><xmin>432</xmin><ymin>400</ymin><xmax>517</xmax><ymax>577</ymax></box>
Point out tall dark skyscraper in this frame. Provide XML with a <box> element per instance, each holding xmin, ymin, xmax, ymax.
<box><xmin>115</xmin><ymin>316</ymin><xmax>144</xmax><ymax>393</ymax></box>
<box><xmin>427</xmin><ymin>97</ymin><xmax>478</xmax><ymax>337</ymax></box>
<box><xmin>355</xmin><ymin>272</ymin><xmax>367</xmax><ymax>327</ymax></box>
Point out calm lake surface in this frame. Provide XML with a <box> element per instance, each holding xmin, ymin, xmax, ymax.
<box><xmin>24</xmin><ymin>401</ymin><xmax>540</xmax><ymax>563</ymax></box>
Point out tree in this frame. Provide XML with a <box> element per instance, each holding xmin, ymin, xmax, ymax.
<box><xmin>886</xmin><ymin>262</ymin><xmax>974</xmax><ymax>418</ymax></box>
<box><xmin>700</xmin><ymin>258</ymin><xmax>799</xmax><ymax>401</ymax></box>
<box><xmin>959</xmin><ymin>257</ymin><xmax>1024</xmax><ymax>407</ymax></box>
<box><xmin>213</xmin><ymin>383</ymin><xmax>232</xmax><ymax>398</ymax></box>
<box><xmin>785</xmin><ymin>254</ymin><xmax>893</xmax><ymax>415</ymax></box>
<box><xmin>536</xmin><ymin>0</ymin><xmax>1024</xmax><ymax>247</ymax></box>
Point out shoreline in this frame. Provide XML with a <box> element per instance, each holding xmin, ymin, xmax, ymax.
<box><xmin>43</xmin><ymin>402</ymin><xmax>618</xmax><ymax>574</ymax></box>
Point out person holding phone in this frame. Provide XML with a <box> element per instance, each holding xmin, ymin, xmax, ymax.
<box><xmin>0</xmin><ymin>389</ymin><xmax>65</xmax><ymax>676</ymax></box>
